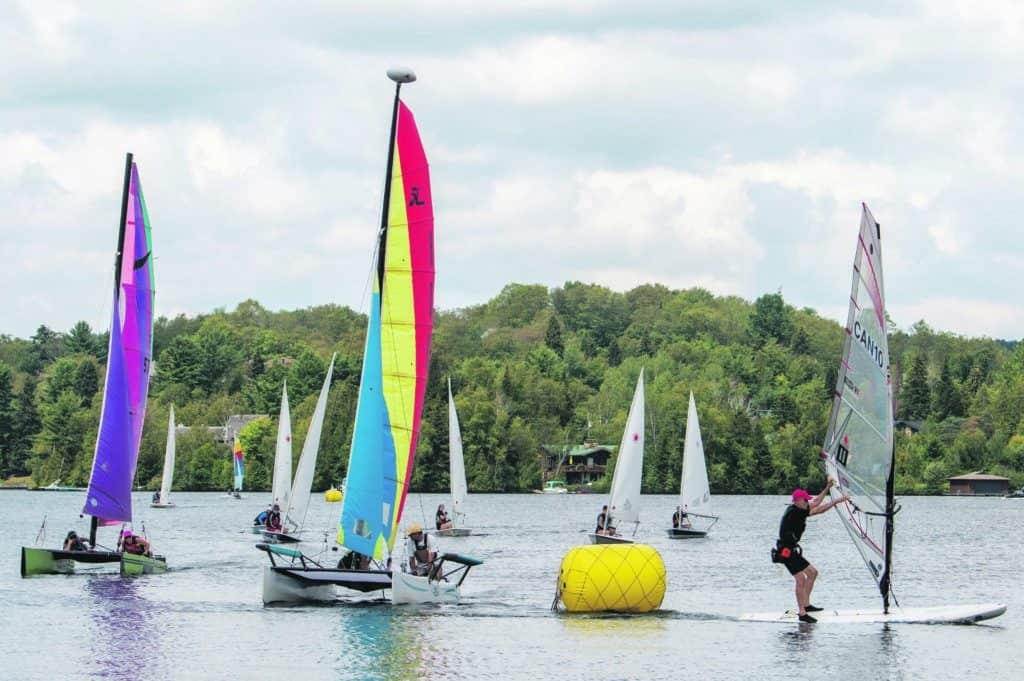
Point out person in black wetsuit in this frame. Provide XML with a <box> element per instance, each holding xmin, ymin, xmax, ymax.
<box><xmin>776</xmin><ymin>479</ymin><xmax>848</xmax><ymax>623</ymax></box>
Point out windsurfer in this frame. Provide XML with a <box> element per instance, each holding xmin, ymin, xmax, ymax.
<box><xmin>774</xmin><ymin>480</ymin><xmax>849</xmax><ymax>623</ymax></box>
<box><xmin>406</xmin><ymin>524</ymin><xmax>437</xmax><ymax>577</ymax></box>
<box><xmin>435</xmin><ymin>504</ymin><xmax>452</xmax><ymax>531</ymax></box>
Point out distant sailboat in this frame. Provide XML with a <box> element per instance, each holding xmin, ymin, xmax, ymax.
<box><xmin>21</xmin><ymin>154</ymin><xmax>166</xmax><ymax>577</ymax></box>
<box><xmin>251</xmin><ymin>383</ymin><xmax>292</xmax><ymax>532</ymax></box>
<box><xmin>227</xmin><ymin>436</ymin><xmax>244</xmax><ymax>499</ymax></box>
<box><xmin>263</xmin><ymin>355</ymin><xmax>336</xmax><ymax>544</ymax></box>
<box><xmin>666</xmin><ymin>393</ymin><xmax>718</xmax><ymax>538</ymax></box>
<box><xmin>259</xmin><ymin>69</ymin><xmax>480</xmax><ymax>604</ymax></box>
<box><xmin>741</xmin><ymin>204</ymin><xmax>1005</xmax><ymax>625</ymax></box>
<box><xmin>589</xmin><ymin>369</ymin><xmax>644</xmax><ymax>545</ymax></box>
<box><xmin>151</xmin><ymin>405</ymin><xmax>177</xmax><ymax>508</ymax></box>
<box><xmin>436</xmin><ymin>377</ymin><xmax>471</xmax><ymax>537</ymax></box>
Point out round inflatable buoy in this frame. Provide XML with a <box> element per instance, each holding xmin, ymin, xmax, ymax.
<box><xmin>324</xmin><ymin>487</ymin><xmax>343</xmax><ymax>503</ymax></box>
<box><xmin>557</xmin><ymin>544</ymin><xmax>666</xmax><ymax>613</ymax></box>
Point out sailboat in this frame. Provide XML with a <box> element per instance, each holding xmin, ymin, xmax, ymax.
<box><xmin>262</xmin><ymin>355</ymin><xmax>336</xmax><ymax>544</ymax></box>
<box><xmin>741</xmin><ymin>204</ymin><xmax>1005</xmax><ymax>624</ymax></box>
<box><xmin>258</xmin><ymin>68</ymin><xmax>482</xmax><ymax>605</ymax></box>
<box><xmin>226</xmin><ymin>435</ymin><xmax>244</xmax><ymax>499</ymax></box>
<box><xmin>21</xmin><ymin>154</ymin><xmax>166</xmax><ymax>577</ymax></box>
<box><xmin>253</xmin><ymin>383</ymin><xmax>293</xmax><ymax>533</ymax></box>
<box><xmin>665</xmin><ymin>393</ymin><xmax>718</xmax><ymax>538</ymax></box>
<box><xmin>150</xmin><ymin>405</ymin><xmax>176</xmax><ymax>508</ymax></box>
<box><xmin>588</xmin><ymin>369</ymin><xmax>644</xmax><ymax>545</ymax></box>
<box><xmin>436</xmin><ymin>377</ymin><xmax>471</xmax><ymax>537</ymax></box>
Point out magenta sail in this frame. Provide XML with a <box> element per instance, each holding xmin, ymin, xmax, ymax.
<box><xmin>83</xmin><ymin>157</ymin><xmax>155</xmax><ymax>524</ymax></box>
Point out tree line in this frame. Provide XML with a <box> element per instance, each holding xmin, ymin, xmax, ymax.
<box><xmin>1</xmin><ymin>284</ymin><xmax>1021</xmax><ymax>495</ymax></box>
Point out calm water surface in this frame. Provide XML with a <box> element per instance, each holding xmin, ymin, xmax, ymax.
<box><xmin>3</xmin><ymin>491</ymin><xmax>1021</xmax><ymax>680</ymax></box>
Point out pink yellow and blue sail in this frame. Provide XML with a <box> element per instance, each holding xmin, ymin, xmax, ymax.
<box><xmin>233</xmin><ymin>436</ymin><xmax>245</xmax><ymax>491</ymax></box>
<box><xmin>339</xmin><ymin>100</ymin><xmax>434</xmax><ymax>560</ymax></box>
<box><xmin>84</xmin><ymin>155</ymin><xmax>155</xmax><ymax>524</ymax></box>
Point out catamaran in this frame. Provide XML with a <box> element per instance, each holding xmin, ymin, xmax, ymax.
<box><xmin>21</xmin><ymin>154</ymin><xmax>166</xmax><ymax>577</ymax></box>
<box><xmin>666</xmin><ymin>393</ymin><xmax>718</xmax><ymax>538</ymax></box>
<box><xmin>436</xmin><ymin>377</ymin><xmax>471</xmax><ymax>537</ymax></box>
<box><xmin>150</xmin><ymin>405</ymin><xmax>176</xmax><ymax>508</ymax></box>
<box><xmin>262</xmin><ymin>356</ymin><xmax>336</xmax><ymax>544</ymax></box>
<box><xmin>257</xmin><ymin>68</ymin><xmax>481</xmax><ymax>604</ymax></box>
<box><xmin>741</xmin><ymin>204</ymin><xmax>1005</xmax><ymax>624</ymax></box>
<box><xmin>588</xmin><ymin>369</ymin><xmax>644</xmax><ymax>545</ymax></box>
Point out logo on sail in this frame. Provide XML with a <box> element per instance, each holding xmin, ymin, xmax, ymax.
<box><xmin>409</xmin><ymin>186</ymin><xmax>426</xmax><ymax>206</ymax></box>
<box><xmin>853</xmin><ymin>321</ymin><xmax>885</xmax><ymax>369</ymax></box>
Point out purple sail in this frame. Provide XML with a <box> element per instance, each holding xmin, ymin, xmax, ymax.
<box><xmin>83</xmin><ymin>159</ymin><xmax>155</xmax><ymax>524</ymax></box>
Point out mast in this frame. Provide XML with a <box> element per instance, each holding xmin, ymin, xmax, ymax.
<box><xmin>877</xmin><ymin>215</ymin><xmax>895</xmax><ymax>614</ymax></box>
<box><xmin>377</xmin><ymin>68</ymin><xmax>416</xmax><ymax>287</ymax></box>
<box><xmin>90</xmin><ymin>152</ymin><xmax>133</xmax><ymax>548</ymax></box>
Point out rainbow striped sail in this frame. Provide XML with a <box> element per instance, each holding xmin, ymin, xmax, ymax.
<box><xmin>83</xmin><ymin>155</ymin><xmax>155</xmax><ymax>524</ymax></box>
<box><xmin>233</xmin><ymin>436</ymin><xmax>245</xmax><ymax>491</ymax></box>
<box><xmin>339</xmin><ymin>98</ymin><xmax>434</xmax><ymax>560</ymax></box>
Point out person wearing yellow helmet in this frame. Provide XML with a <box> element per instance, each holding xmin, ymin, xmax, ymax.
<box><xmin>405</xmin><ymin>524</ymin><xmax>437</xmax><ymax>577</ymax></box>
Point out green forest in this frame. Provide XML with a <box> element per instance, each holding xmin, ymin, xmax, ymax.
<box><xmin>1</xmin><ymin>283</ymin><xmax>1022</xmax><ymax>496</ymax></box>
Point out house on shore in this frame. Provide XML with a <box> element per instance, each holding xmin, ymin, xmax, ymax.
<box><xmin>540</xmin><ymin>439</ymin><xmax>616</xmax><ymax>486</ymax></box>
<box><xmin>946</xmin><ymin>471</ymin><xmax>1010</xmax><ymax>496</ymax></box>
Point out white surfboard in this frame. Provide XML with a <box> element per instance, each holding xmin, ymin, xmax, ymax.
<box><xmin>739</xmin><ymin>603</ymin><xmax>1007</xmax><ymax>625</ymax></box>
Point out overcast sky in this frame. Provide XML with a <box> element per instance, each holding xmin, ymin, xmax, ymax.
<box><xmin>2</xmin><ymin>1</ymin><xmax>1022</xmax><ymax>341</ymax></box>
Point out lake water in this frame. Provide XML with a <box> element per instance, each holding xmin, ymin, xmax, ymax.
<box><xmin>3</xmin><ymin>491</ymin><xmax>1021</xmax><ymax>680</ymax></box>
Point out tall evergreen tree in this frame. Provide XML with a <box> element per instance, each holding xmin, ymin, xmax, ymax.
<box><xmin>901</xmin><ymin>352</ymin><xmax>931</xmax><ymax>419</ymax></box>
<box><xmin>0</xmin><ymin>362</ymin><xmax>16</xmax><ymax>475</ymax></box>
<box><xmin>65</xmin><ymin>321</ymin><xmax>97</xmax><ymax>356</ymax></box>
<box><xmin>932</xmin><ymin>357</ymin><xmax>963</xmax><ymax>420</ymax></box>
<box><xmin>544</xmin><ymin>314</ymin><xmax>564</xmax><ymax>357</ymax></box>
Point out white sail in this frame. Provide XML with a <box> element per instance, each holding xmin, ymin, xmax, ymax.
<box><xmin>448</xmin><ymin>377</ymin><xmax>468</xmax><ymax>523</ymax></box>
<box><xmin>608</xmin><ymin>369</ymin><xmax>644</xmax><ymax>528</ymax></box>
<box><xmin>271</xmin><ymin>383</ymin><xmax>292</xmax><ymax>510</ymax></box>
<box><xmin>822</xmin><ymin>204</ymin><xmax>895</xmax><ymax>608</ymax></box>
<box><xmin>679</xmin><ymin>392</ymin><xmax>711</xmax><ymax>516</ymax></box>
<box><xmin>157</xmin><ymin>405</ymin><xmax>176</xmax><ymax>505</ymax></box>
<box><xmin>285</xmin><ymin>354</ymin><xmax>336</xmax><ymax>533</ymax></box>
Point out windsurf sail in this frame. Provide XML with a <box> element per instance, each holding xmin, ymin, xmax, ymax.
<box><xmin>233</xmin><ymin>436</ymin><xmax>245</xmax><ymax>491</ymax></box>
<box><xmin>338</xmin><ymin>94</ymin><xmax>435</xmax><ymax>560</ymax></box>
<box><xmin>821</xmin><ymin>203</ymin><xmax>895</xmax><ymax>611</ymax></box>
<box><xmin>272</xmin><ymin>383</ymin><xmax>292</xmax><ymax>509</ymax></box>
<box><xmin>679</xmin><ymin>392</ymin><xmax>712</xmax><ymax>518</ymax></box>
<box><xmin>448</xmin><ymin>377</ymin><xmax>468</xmax><ymax>524</ymax></box>
<box><xmin>83</xmin><ymin>154</ymin><xmax>155</xmax><ymax>524</ymax></box>
<box><xmin>157</xmin><ymin>405</ymin><xmax>176</xmax><ymax>505</ymax></box>
<box><xmin>608</xmin><ymin>369</ymin><xmax>644</xmax><ymax>530</ymax></box>
<box><xmin>285</xmin><ymin>354</ymin><xmax>336</xmax><ymax>532</ymax></box>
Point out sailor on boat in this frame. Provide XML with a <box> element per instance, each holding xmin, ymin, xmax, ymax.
<box><xmin>595</xmin><ymin>505</ymin><xmax>609</xmax><ymax>535</ymax></box>
<box><xmin>63</xmin><ymin>531</ymin><xmax>89</xmax><ymax>552</ymax></box>
<box><xmin>119</xmin><ymin>530</ymin><xmax>152</xmax><ymax>557</ymax></box>
<box><xmin>671</xmin><ymin>506</ymin><xmax>692</xmax><ymax>530</ymax></box>
<box><xmin>772</xmin><ymin>480</ymin><xmax>849</xmax><ymax>623</ymax></box>
<box><xmin>265</xmin><ymin>504</ymin><xmax>283</xmax><ymax>532</ymax></box>
<box><xmin>406</xmin><ymin>524</ymin><xmax>437</xmax><ymax>577</ymax></box>
<box><xmin>435</xmin><ymin>504</ymin><xmax>452</xmax><ymax>531</ymax></box>
<box><xmin>254</xmin><ymin>506</ymin><xmax>270</xmax><ymax>527</ymax></box>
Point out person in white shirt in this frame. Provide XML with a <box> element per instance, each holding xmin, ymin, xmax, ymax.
<box><xmin>405</xmin><ymin>524</ymin><xmax>437</xmax><ymax>577</ymax></box>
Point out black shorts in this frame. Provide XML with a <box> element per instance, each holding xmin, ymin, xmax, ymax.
<box><xmin>783</xmin><ymin>551</ymin><xmax>810</xmax><ymax>575</ymax></box>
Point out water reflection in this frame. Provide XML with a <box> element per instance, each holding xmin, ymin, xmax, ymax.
<box><xmin>333</xmin><ymin>609</ymin><xmax>454</xmax><ymax>681</ymax></box>
<box><xmin>85</xmin><ymin>576</ymin><xmax>161</xmax><ymax>680</ymax></box>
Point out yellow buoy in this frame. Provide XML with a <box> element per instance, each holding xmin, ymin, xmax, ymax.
<box><xmin>324</xmin><ymin>487</ymin><xmax>343</xmax><ymax>503</ymax></box>
<box><xmin>557</xmin><ymin>544</ymin><xmax>666</xmax><ymax>613</ymax></box>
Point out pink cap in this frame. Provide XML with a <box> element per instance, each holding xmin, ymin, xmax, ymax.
<box><xmin>792</xmin><ymin>489</ymin><xmax>813</xmax><ymax>502</ymax></box>
<box><xmin>122</xmin><ymin>530</ymin><xmax>133</xmax><ymax>537</ymax></box>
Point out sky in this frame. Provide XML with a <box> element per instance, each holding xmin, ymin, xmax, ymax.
<box><xmin>2</xmin><ymin>1</ymin><xmax>1023</xmax><ymax>341</ymax></box>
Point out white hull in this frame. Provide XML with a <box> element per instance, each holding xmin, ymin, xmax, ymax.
<box><xmin>149</xmin><ymin>502</ymin><xmax>175</xmax><ymax>508</ymax></box>
<box><xmin>739</xmin><ymin>603</ymin><xmax>1007</xmax><ymax>625</ymax></box>
<box><xmin>391</xmin><ymin>570</ymin><xmax>460</xmax><ymax>605</ymax></box>
<box><xmin>586</xmin><ymin>533</ymin><xmax>634</xmax><ymax>545</ymax></box>
<box><xmin>262</xmin><ymin>566</ymin><xmax>337</xmax><ymax>604</ymax></box>
<box><xmin>435</xmin><ymin>527</ymin><xmax>472</xmax><ymax>537</ymax></box>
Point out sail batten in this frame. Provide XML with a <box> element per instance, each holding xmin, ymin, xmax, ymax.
<box><xmin>338</xmin><ymin>95</ymin><xmax>434</xmax><ymax>560</ymax></box>
<box><xmin>823</xmin><ymin>204</ymin><xmax>894</xmax><ymax>609</ymax></box>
